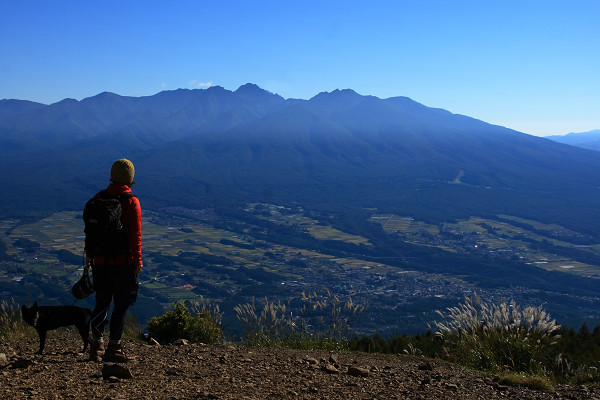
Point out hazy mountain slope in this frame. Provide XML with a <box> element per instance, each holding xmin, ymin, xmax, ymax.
<box><xmin>546</xmin><ymin>129</ymin><xmax>600</xmax><ymax>151</ymax></box>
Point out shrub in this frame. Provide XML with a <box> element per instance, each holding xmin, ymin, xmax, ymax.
<box><xmin>147</xmin><ymin>301</ymin><xmax>222</xmax><ymax>344</ymax></box>
<box><xmin>432</xmin><ymin>294</ymin><xmax>560</xmax><ymax>374</ymax></box>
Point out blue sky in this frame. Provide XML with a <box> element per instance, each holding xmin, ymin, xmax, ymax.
<box><xmin>1</xmin><ymin>0</ymin><xmax>598</xmax><ymax>136</ymax></box>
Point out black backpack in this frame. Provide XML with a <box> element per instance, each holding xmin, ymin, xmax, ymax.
<box><xmin>83</xmin><ymin>190</ymin><xmax>135</xmax><ymax>259</ymax></box>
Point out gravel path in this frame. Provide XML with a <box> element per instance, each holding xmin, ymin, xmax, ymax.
<box><xmin>1</xmin><ymin>333</ymin><xmax>598</xmax><ymax>399</ymax></box>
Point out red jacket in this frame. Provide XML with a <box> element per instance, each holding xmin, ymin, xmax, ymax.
<box><xmin>85</xmin><ymin>183</ymin><xmax>142</xmax><ymax>266</ymax></box>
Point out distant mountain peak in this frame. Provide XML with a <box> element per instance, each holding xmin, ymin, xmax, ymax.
<box><xmin>234</xmin><ymin>83</ymin><xmax>284</xmax><ymax>103</ymax></box>
<box><xmin>205</xmin><ymin>85</ymin><xmax>227</xmax><ymax>93</ymax></box>
<box><xmin>235</xmin><ymin>83</ymin><xmax>262</xmax><ymax>93</ymax></box>
<box><xmin>311</xmin><ymin>88</ymin><xmax>362</xmax><ymax>101</ymax></box>
<box><xmin>93</xmin><ymin>91</ymin><xmax>119</xmax><ymax>97</ymax></box>
<box><xmin>235</xmin><ymin>83</ymin><xmax>277</xmax><ymax>96</ymax></box>
<box><xmin>334</xmin><ymin>88</ymin><xmax>360</xmax><ymax>96</ymax></box>
<box><xmin>81</xmin><ymin>91</ymin><xmax>123</xmax><ymax>103</ymax></box>
<box><xmin>54</xmin><ymin>98</ymin><xmax>79</xmax><ymax>105</ymax></box>
<box><xmin>307</xmin><ymin>88</ymin><xmax>367</xmax><ymax>112</ymax></box>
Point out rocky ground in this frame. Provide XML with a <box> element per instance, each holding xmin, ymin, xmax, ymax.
<box><xmin>1</xmin><ymin>332</ymin><xmax>598</xmax><ymax>399</ymax></box>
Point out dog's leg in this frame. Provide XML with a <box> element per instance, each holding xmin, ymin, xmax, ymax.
<box><xmin>36</xmin><ymin>329</ymin><xmax>47</xmax><ymax>354</ymax></box>
<box><xmin>75</xmin><ymin>323</ymin><xmax>91</xmax><ymax>353</ymax></box>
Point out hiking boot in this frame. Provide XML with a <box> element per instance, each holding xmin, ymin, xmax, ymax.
<box><xmin>89</xmin><ymin>340</ymin><xmax>105</xmax><ymax>361</ymax></box>
<box><xmin>103</xmin><ymin>343</ymin><xmax>135</xmax><ymax>363</ymax></box>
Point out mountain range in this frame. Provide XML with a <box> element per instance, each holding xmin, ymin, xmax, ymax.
<box><xmin>1</xmin><ymin>84</ymin><xmax>600</xmax><ymax>238</ymax></box>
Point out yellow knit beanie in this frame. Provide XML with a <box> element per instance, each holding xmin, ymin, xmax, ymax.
<box><xmin>110</xmin><ymin>159</ymin><xmax>135</xmax><ymax>184</ymax></box>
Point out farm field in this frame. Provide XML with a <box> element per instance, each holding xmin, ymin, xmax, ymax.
<box><xmin>368</xmin><ymin>213</ymin><xmax>600</xmax><ymax>279</ymax></box>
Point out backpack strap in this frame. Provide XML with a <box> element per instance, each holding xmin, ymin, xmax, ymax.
<box><xmin>119</xmin><ymin>193</ymin><xmax>136</xmax><ymax>201</ymax></box>
<box><xmin>98</xmin><ymin>190</ymin><xmax>135</xmax><ymax>201</ymax></box>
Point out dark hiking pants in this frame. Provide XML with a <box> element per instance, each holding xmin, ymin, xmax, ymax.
<box><xmin>90</xmin><ymin>264</ymin><xmax>139</xmax><ymax>341</ymax></box>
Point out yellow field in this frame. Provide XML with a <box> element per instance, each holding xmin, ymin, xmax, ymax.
<box><xmin>370</xmin><ymin>214</ymin><xmax>439</xmax><ymax>234</ymax></box>
<box><xmin>6</xmin><ymin>211</ymin><xmax>84</xmax><ymax>255</ymax></box>
<box><xmin>307</xmin><ymin>225</ymin><xmax>372</xmax><ymax>246</ymax></box>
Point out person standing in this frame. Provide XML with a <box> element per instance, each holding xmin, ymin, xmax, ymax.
<box><xmin>87</xmin><ymin>159</ymin><xmax>142</xmax><ymax>362</ymax></box>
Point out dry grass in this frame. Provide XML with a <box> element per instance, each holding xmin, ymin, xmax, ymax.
<box><xmin>434</xmin><ymin>294</ymin><xmax>560</xmax><ymax>338</ymax></box>
<box><xmin>234</xmin><ymin>297</ymin><xmax>299</xmax><ymax>346</ymax></box>
<box><xmin>498</xmin><ymin>374</ymin><xmax>555</xmax><ymax>392</ymax></box>
<box><xmin>0</xmin><ymin>298</ymin><xmax>33</xmax><ymax>340</ymax></box>
<box><xmin>432</xmin><ymin>294</ymin><xmax>560</xmax><ymax>374</ymax></box>
<box><xmin>299</xmin><ymin>290</ymin><xmax>366</xmax><ymax>342</ymax></box>
<box><xmin>235</xmin><ymin>291</ymin><xmax>365</xmax><ymax>349</ymax></box>
<box><xmin>189</xmin><ymin>296</ymin><xmax>224</xmax><ymax>328</ymax></box>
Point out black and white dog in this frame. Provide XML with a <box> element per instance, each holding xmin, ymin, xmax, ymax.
<box><xmin>21</xmin><ymin>302</ymin><xmax>92</xmax><ymax>354</ymax></box>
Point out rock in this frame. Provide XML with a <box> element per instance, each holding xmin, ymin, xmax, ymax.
<box><xmin>329</xmin><ymin>354</ymin><xmax>339</xmax><ymax>365</ymax></box>
<box><xmin>322</xmin><ymin>364</ymin><xmax>339</xmax><ymax>374</ymax></box>
<box><xmin>347</xmin><ymin>366</ymin><xmax>370</xmax><ymax>377</ymax></box>
<box><xmin>102</xmin><ymin>363</ymin><xmax>133</xmax><ymax>380</ymax></box>
<box><xmin>11</xmin><ymin>358</ymin><xmax>34</xmax><ymax>369</ymax></box>
<box><xmin>0</xmin><ymin>353</ymin><xmax>8</xmax><ymax>367</ymax></box>
<box><xmin>418</xmin><ymin>361</ymin><xmax>433</xmax><ymax>371</ymax></box>
<box><xmin>303</xmin><ymin>357</ymin><xmax>319</xmax><ymax>365</ymax></box>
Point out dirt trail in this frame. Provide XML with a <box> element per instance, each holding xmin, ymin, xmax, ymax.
<box><xmin>1</xmin><ymin>333</ymin><xmax>598</xmax><ymax>399</ymax></box>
